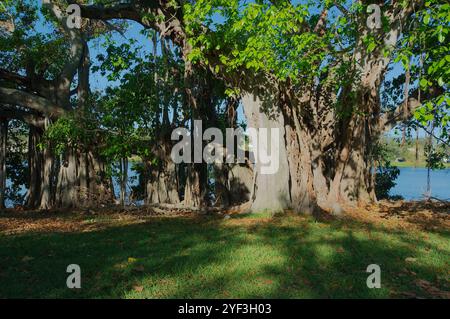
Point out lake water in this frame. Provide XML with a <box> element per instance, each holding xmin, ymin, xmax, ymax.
<box><xmin>391</xmin><ymin>167</ymin><xmax>450</xmax><ymax>201</ymax></box>
<box><xmin>4</xmin><ymin>167</ymin><xmax>449</xmax><ymax>207</ymax></box>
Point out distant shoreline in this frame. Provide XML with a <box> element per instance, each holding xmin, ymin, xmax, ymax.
<box><xmin>392</xmin><ymin>162</ymin><xmax>450</xmax><ymax>169</ymax></box>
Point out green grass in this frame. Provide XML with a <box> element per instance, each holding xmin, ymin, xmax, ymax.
<box><xmin>0</xmin><ymin>213</ymin><xmax>448</xmax><ymax>298</ymax></box>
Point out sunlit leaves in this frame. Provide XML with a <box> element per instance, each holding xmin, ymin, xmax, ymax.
<box><xmin>185</xmin><ymin>0</ymin><xmax>326</xmax><ymax>83</ymax></box>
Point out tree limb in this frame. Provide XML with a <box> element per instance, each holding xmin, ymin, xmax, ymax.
<box><xmin>314</xmin><ymin>9</ymin><xmax>328</xmax><ymax>36</ymax></box>
<box><xmin>0</xmin><ymin>69</ymin><xmax>31</xmax><ymax>87</ymax></box>
<box><xmin>0</xmin><ymin>107</ymin><xmax>45</xmax><ymax>127</ymax></box>
<box><xmin>380</xmin><ymin>97</ymin><xmax>421</xmax><ymax>132</ymax></box>
<box><xmin>380</xmin><ymin>84</ymin><xmax>444</xmax><ymax>132</ymax></box>
<box><xmin>0</xmin><ymin>87</ymin><xmax>65</xmax><ymax>117</ymax></box>
<box><xmin>42</xmin><ymin>0</ymin><xmax>84</xmax><ymax>94</ymax></box>
<box><xmin>333</xmin><ymin>1</ymin><xmax>349</xmax><ymax>16</ymax></box>
<box><xmin>415</xmin><ymin>122</ymin><xmax>450</xmax><ymax>147</ymax></box>
<box><xmin>73</xmin><ymin>0</ymin><xmax>186</xmax><ymax>46</ymax></box>
<box><xmin>71</xmin><ymin>1</ymin><xmax>141</xmax><ymax>23</ymax></box>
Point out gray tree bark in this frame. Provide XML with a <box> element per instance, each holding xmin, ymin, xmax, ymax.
<box><xmin>56</xmin><ymin>148</ymin><xmax>79</xmax><ymax>208</ymax></box>
<box><xmin>241</xmin><ymin>92</ymin><xmax>291</xmax><ymax>213</ymax></box>
<box><xmin>227</xmin><ymin>163</ymin><xmax>253</xmax><ymax>205</ymax></box>
<box><xmin>26</xmin><ymin>126</ymin><xmax>43</xmax><ymax>209</ymax></box>
<box><xmin>0</xmin><ymin>118</ymin><xmax>7</xmax><ymax>209</ymax></box>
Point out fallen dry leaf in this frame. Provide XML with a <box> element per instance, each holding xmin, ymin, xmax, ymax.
<box><xmin>133</xmin><ymin>265</ymin><xmax>145</xmax><ymax>272</ymax></box>
<box><xmin>133</xmin><ymin>285</ymin><xmax>144</xmax><ymax>292</ymax></box>
<box><xmin>21</xmin><ymin>256</ymin><xmax>34</xmax><ymax>262</ymax></box>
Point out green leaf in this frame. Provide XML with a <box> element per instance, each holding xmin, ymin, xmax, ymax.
<box><xmin>367</xmin><ymin>42</ymin><xmax>376</xmax><ymax>53</ymax></box>
<box><xmin>420</xmin><ymin>78</ymin><xmax>428</xmax><ymax>88</ymax></box>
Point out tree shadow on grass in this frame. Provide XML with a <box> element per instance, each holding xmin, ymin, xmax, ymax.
<box><xmin>253</xmin><ymin>217</ymin><xmax>449</xmax><ymax>298</ymax></box>
<box><xmin>0</xmin><ymin>214</ymin><xmax>448</xmax><ymax>298</ymax></box>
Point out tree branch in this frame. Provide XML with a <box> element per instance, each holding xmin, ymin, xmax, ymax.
<box><xmin>416</xmin><ymin>122</ymin><xmax>450</xmax><ymax>147</ymax></box>
<box><xmin>0</xmin><ymin>107</ymin><xmax>45</xmax><ymax>127</ymax></box>
<box><xmin>73</xmin><ymin>0</ymin><xmax>186</xmax><ymax>46</ymax></box>
<box><xmin>314</xmin><ymin>9</ymin><xmax>328</xmax><ymax>36</ymax></box>
<box><xmin>42</xmin><ymin>0</ymin><xmax>84</xmax><ymax>94</ymax></box>
<box><xmin>72</xmin><ymin>1</ymin><xmax>141</xmax><ymax>23</ymax></box>
<box><xmin>0</xmin><ymin>69</ymin><xmax>31</xmax><ymax>87</ymax></box>
<box><xmin>333</xmin><ymin>1</ymin><xmax>349</xmax><ymax>16</ymax></box>
<box><xmin>0</xmin><ymin>87</ymin><xmax>65</xmax><ymax>117</ymax></box>
<box><xmin>380</xmin><ymin>85</ymin><xmax>444</xmax><ymax>132</ymax></box>
<box><xmin>381</xmin><ymin>97</ymin><xmax>421</xmax><ymax>131</ymax></box>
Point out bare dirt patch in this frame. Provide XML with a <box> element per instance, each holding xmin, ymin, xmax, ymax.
<box><xmin>0</xmin><ymin>200</ymin><xmax>448</xmax><ymax>235</ymax></box>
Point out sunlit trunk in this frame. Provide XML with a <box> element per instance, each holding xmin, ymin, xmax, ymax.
<box><xmin>241</xmin><ymin>81</ymin><xmax>379</xmax><ymax>214</ymax></box>
<box><xmin>241</xmin><ymin>92</ymin><xmax>291</xmax><ymax>213</ymax></box>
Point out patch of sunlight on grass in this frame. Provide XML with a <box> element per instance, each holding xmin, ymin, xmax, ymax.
<box><xmin>233</xmin><ymin>211</ymin><xmax>275</xmax><ymax>219</ymax></box>
<box><xmin>314</xmin><ymin>244</ymin><xmax>336</xmax><ymax>262</ymax></box>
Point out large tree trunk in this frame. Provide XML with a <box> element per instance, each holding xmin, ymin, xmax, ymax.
<box><xmin>88</xmin><ymin>150</ymin><xmax>114</xmax><ymax>206</ymax></box>
<box><xmin>213</xmin><ymin>163</ymin><xmax>230</xmax><ymax>207</ymax></box>
<box><xmin>234</xmin><ymin>3</ymin><xmax>413</xmax><ymax>215</ymax></box>
<box><xmin>183</xmin><ymin>163</ymin><xmax>206</xmax><ymax>207</ymax></box>
<box><xmin>0</xmin><ymin>118</ymin><xmax>7</xmax><ymax>209</ymax></box>
<box><xmin>26</xmin><ymin>126</ymin><xmax>43</xmax><ymax>209</ymax></box>
<box><xmin>321</xmin><ymin>21</ymin><xmax>405</xmax><ymax>210</ymax></box>
<box><xmin>227</xmin><ymin>163</ymin><xmax>253</xmax><ymax>205</ymax></box>
<box><xmin>25</xmin><ymin>122</ymin><xmax>55</xmax><ymax>210</ymax></box>
<box><xmin>39</xmin><ymin>118</ymin><xmax>53</xmax><ymax>209</ymax></box>
<box><xmin>241</xmin><ymin>92</ymin><xmax>291</xmax><ymax>213</ymax></box>
<box><xmin>146</xmin><ymin>159</ymin><xmax>180</xmax><ymax>205</ymax></box>
<box><xmin>324</xmin><ymin>69</ymin><xmax>382</xmax><ymax>211</ymax></box>
<box><xmin>39</xmin><ymin>140</ymin><xmax>53</xmax><ymax>209</ymax></box>
<box><xmin>55</xmin><ymin>147</ymin><xmax>114</xmax><ymax>208</ymax></box>
<box><xmin>326</xmin><ymin>115</ymin><xmax>376</xmax><ymax>212</ymax></box>
<box><xmin>213</xmin><ymin>157</ymin><xmax>253</xmax><ymax>207</ymax></box>
<box><xmin>56</xmin><ymin>148</ymin><xmax>79</xmax><ymax>208</ymax></box>
<box><xmin>241</xmin><ymin>84</ymin><xmax>377</xmax><ymax>215</ymax></box>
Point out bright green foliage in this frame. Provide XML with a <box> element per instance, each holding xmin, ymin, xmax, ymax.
<box><xmin>414</xmin><ymin>1</ymin><xmax>449</xmax><ymax>132</ymax></box>
<box><xmin>391</xmin><ymin>1</ymin><xmax>450</xmax><ymax>147</ymax></box>
<box><xmin>45</xmin><ymin>33</ymin><xmax>185</xmax><ymax>168</ymax></box>
<box><xmin>0</xmin><ymin>1</ymin><xmax>72</xmax><ymax>80</ymax></box>
<box><xmin>185</xmin><ymin>0</ymin><xmax>329</xmax><ymax>86</ymax></box>
<box><xmin>91</xmin><ymin>39</ymin><xmax>184</xmax><ymax>162</ymax></box>
<box><xmin>43</xmin><ymin>115</ymin><xmax>94</xmax><ymax>155</ymax></box>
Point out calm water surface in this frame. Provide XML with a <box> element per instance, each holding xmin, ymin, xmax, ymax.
<box><xmin>391</xmin><ymin>167</ymin><xmax>449</xmax><ymax>201</ymax></box>
<box><xmin>4</xmin><ymin>167</ymin><xmax>449</xmax><ymax>207</ymax></box>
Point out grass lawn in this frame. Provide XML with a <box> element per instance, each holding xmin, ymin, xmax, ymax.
<box><xmin>0</xmin><ymin>206</ymin><xmax>449</xmax><ymax>298</ymax></box>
